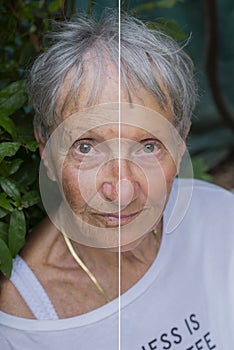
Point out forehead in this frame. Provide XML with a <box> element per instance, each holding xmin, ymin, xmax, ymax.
<box><xmin>47</xmin><ymin>103</ymin><xmax>182</xmax><ymax>169</ymax></box>
<box><xmin>56</xmin><ymin>52</ymin><xmax>172</xmax><ymax>123</ymax></box>
<box><xmin>51</xmin><ymin>102</ymin><xmax>179</xmax><ymax>154</ymax></box>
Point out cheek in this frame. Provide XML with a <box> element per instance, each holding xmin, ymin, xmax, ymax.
<box><xmin>162</xmin><ymin>157</ymin><xmax>177</xmax><ymax>187</ymax></box>
<box><xmin>146</xmin><ymin>157</ymin><xmax>177</xmax><ymax>205</ymax></box>
<box><xmin>61</xmin><ymin>164</ymin><xmax>85</xmax><ymax>210</ymax></box>
<box><xmin>61</xmin><ymin>161</ymin><xmax>102</xmax><ymax>211</ymax></box>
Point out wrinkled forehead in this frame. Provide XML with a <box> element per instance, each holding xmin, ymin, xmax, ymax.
<box><xmin>48</xmin><ymin>102</ymin><xmax>183</xmax><ymax>162</ymax></box>
<box><xmin>61</xmin><ymin>102</ymin><xmax>169</xmax><ymax>132</ymax></box>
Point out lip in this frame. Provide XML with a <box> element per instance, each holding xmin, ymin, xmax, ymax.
<box><xmin>93</xmin><ymin>211</ymin><xmax>141</xmax><ymax>227</ymax></box>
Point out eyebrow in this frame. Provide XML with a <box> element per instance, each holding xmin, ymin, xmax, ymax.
<box><xmin>63</xmin><ymin>128</ymin><xmax>111</xmax><ymax>143</ymax></box>
<box><xmin>65</xmin><ymin>127</ymin><xmax>165</xmax><ymax>140</ymax></box>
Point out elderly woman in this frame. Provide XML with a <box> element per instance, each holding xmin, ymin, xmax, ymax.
<box><xmin>0</xmin><ymin>12</ymin><xmax>233</xmax><ymax>350</ymax></box>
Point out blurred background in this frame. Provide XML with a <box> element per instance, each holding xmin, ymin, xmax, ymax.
<box><xmin>0</xmin><ymin>0</ymin><xmax>233</xmax><ymax>275</ymax></box>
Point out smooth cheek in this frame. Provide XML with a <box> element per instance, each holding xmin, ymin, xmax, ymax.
<box><xmin>147</xmin><ymin>156</ymin><xmax>177</xmax><ymax>205</ymax></box>
<box><xmin>162</xmin><ymin>157</ymin><xmax>177</xmax><ymax>193</ymax></box>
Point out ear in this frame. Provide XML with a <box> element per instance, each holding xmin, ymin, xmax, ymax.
<box><xmin>174</xmin><ymin>122</ymin><xmax>190</xmax><ymax>173</ymax></box>
<box><xmin>179</xmin><ymin>122</ymin><xmax>191</xmax><ymax>155</ymax></box>
<box><xmin>34</xmin><ymin>127</ymin><xmax>46</xmax><ymax>157</ymax></box>
<box><xmin>175</xmin><ymin>123</ymin><xmax>192</xmax><ymax>176</ymax></box>
<box><xmin>179</xmin><ymin>140</ymin><xmax>187</xmax><ymax>158</ymax></box>
<box><xmin>34</xmin><ymin>127</ymin><xmax>57</xmax><ymax>182</ymax></box>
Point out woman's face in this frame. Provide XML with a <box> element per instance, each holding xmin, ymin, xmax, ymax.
<box><xmin>40</xmin><ymin>60</ymin><xmax>184</xmax><ymax>248</ymax></box>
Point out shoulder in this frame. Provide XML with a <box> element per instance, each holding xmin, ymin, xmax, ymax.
<box><xmin>190</xmin><ymin>179</ymin><xmax>233</xmax><ymax>215</ymax></box>
<box><xmin>176</xmin><ymin>179</ymin><xmax>234</xmax><ymax>243</ymax></box>
<box><xmin>167</xmin><ymin>180</ymin><xmax>234</xmax><ymax>276</ymax></box>
<box><xmin>166</xmin><ymin>178</ymin><xmax>234</xmax><ymax>235</ymax></box>
<box><xmin>0</xmin><ymin>274</ymin><xmax>35</xmax><ymax>319</ymax></box>
<box><xmin>177</xmin><ymin>178</ymin><xmax>233</xmax><ymax>211</ymax></box>
<box><xmin>191</xmin><ymin>178</ymin><xmax>233</xmax><ymax>197</ymax></box>
<box><xmin>0</xmin><ymin>216</ymin><xmax>59</xmax><ymax>319</ymax></box>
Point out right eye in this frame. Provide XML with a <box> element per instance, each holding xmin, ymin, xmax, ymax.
<box><xmin>70</xmin><ymin>139</ymin><xmax>108</xmax><ymax>169</ymax></box>
<box><xmin>76</xmin><ymin>142</ymin><xmax>93</xmax><ymax>154</ymax></box>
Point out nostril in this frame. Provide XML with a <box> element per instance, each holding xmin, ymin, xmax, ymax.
<box><xmin>101</xmin><ymin>180</ymin><xmax>135</xmax><ymax>205</ymax></box>
<box><xmin>102</xmin><ymin>182</ymin><xmax>116</xmax><ymax>201</ymax></box>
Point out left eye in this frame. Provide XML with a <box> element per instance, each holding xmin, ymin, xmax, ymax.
<box><xmin>143</xmin><ymin>143</ymin><xmax>156</xmax><ymax>153</ymax></box>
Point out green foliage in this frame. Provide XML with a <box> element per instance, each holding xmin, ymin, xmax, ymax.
<box><xmin>130</xmin><ymin>0</ymin><xmax>187</xmax><ymax>41</ymax></box>
<box><xmin>192</xmin><ymin>158</ymin><xmax>213</xmax><ymax>182</ymax></box>
<box><xmin>131</xmin><ymin>0</ymin><xmax>184</xmax><ymax>14</ymax></box>
<box><xmin>0</xmin><ymin>238</ymin><xmax>12</xmax><ymax>278</ymax></box>
<box><xmin>0</xmin><ymin>90</ymin><xmax>42</xmax><ymax>277</ymax></box>
<box><xmin>146</xmin><ymin>18</ymin><xmax>186</xmax><ymax>41</ymax></box>
<box><xmin>0</xmin><ymin>0</ymin><xmax>69</xmax><ymax>278</ymax></box>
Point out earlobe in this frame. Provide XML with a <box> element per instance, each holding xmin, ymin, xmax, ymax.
<box><xmin>34</xmin><ymin>127</ymin><xmax>57</xmax><ymax>182</ymax></box>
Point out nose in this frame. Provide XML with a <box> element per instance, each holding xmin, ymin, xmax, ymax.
<box><xmin>99</xmin><ymin>159</ymin><xmax>139</xmax><ymax>207</ymax></box>
<box><xmin>116</xmin><ymin>179</ymin><xmax>134</xmax><ymax>207</ymax></box>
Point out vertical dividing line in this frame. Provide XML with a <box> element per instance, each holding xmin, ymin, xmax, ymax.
<box><xmin>118</xmin><ymin>2</ymin><xmax>121</xmax><ymax>350</ymax></box>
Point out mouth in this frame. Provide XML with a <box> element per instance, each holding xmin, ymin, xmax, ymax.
<box><xmin>93</xmin><ymin>210</ymin><xmax>142</xmax><ymax>227</ymax></box>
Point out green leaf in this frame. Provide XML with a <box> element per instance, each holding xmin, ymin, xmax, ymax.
<box><xmin>8</xmin><ymin>209</ymin><xmax>26</xmax><ymax>257</ymax></box>
<box><xmin>15</xmin><ymin>124</ymin><xmax>36</xmax><ymax>144</ymax></box>
<box><xmin>21</xmin><ymin>190</ymin><xmax>40</xmax><ymax>208</ymax></box>
<box><xmin>0</xmin><ymin>159</ymin><xmax>24</xmax><ymax>177</ymax></box>
<box><xmin>0</xmin><ymin>142</ymin><xmax>21</xmax><ymax>162</ymax></box>
<box><xmin>0</xmin><ymin>161</ymin><xmax>8</xmax><ymax>177</ymax></box>
<box><xmin>0</xmin><ymin>115</ymin><xmax>17</xmax><ymax>138</ymax></box>
<box><xmin>48</xmin><ymin>0</ymin><xmax>64</xmax><ymax>12</ymax></box>
<box><xmin>0</xmin><ymin>177</ymin><xmax>21</xmax><ymax>202</ymax></box>
<box><xmin>0</xmin><ymin>207</ymin><xmax>9</xmax><ymax>219</ymax></box>
<box><xmin>192</xmin><ymin>158</ymin><xmax>213</xmax><ymax>182</ymax></box>
<box><xmin>156</xmin><ymin>0</ymin><xmax>183</xmax><ymax>8</ymax></box>
<box><xmin>8</xmin><ymin>159</ymin><xmax>24</xmax><ymax>175</ymax></box>
<box><xmin>0</xmin><ymin>238</ymin><xmax>12</xmax><ymax>278</ymax></box>
<box><xmin>0</xmin><ymin>222</ymin><xmax>9</xmax><ymax>243</ymax></box>
<box><xmin>130</xmin><ymin>2</ymin><xmax>159</xmax><ymax>13</ymax></box>
<box><xmin>16</xmin><ymin>160</ymin><xmax>39</xmax><ymax>187</ymax></box>
<box><xmin>0</xmin><ymin>81</ymin><xmax>24</xmax><ymax>103</ymax></box>
<box><xmin>0</xmin><ymin>80</ymin><xmax>28</xmax><ymax>120</ymax></box>
<box><xmin>147</xmin><ymin>19</ymin><xmax>187</xmax><ymax>41</ymax></box>
<box><xmin>131</xmin><ymin>0</ymin><xmax>183</xmax><ymax>14</ymax></box>
<box><xmin>25</xmin><ymin>141</ymin><xmax>38</xmax><ymax>152</ymax></box>
<box><xmin>0</xmin><ymin>192</ymin><xmax>13</xmax><ymax>211</ymax></box>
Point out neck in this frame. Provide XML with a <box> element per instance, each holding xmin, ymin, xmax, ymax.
<box><xmin>23</xmin><ymin>217</ymin><xmax>163</xmax><ymax>304</ymax></box>
<box><xmin>67</xmin><ymin>220</ymin><xmax>163</xmax><ymax>270</ymax></box>
<box><xmin>62</xmin><ymin>222</ymin><xmax>163</xmax><ymax>301</ymax></box>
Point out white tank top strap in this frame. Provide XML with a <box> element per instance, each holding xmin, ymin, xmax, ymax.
<box><xmin>10</xmin><ymin>255</ymin><xmax>59</xmax><ymax>320</ymax></box>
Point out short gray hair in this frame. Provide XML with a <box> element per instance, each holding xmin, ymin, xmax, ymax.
<box><xmin>27</xmin><ymin>11</ymin><xmax>197</xmax><ymax>139</ymax></box>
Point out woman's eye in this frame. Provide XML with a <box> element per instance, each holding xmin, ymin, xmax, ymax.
<box><xmin>142</xmin><ymin>141</ymin><xmax>161</xmax><ymax>154</ymax></box>
<box><xmin>77</xmin><ymin>143</ymin><xmax>93</xmax><ymax>154</ymax></box>
<box><xmin>143</xmin><ymin>143</ymin><xmax>155</xmax><ymax>153</ymax></box>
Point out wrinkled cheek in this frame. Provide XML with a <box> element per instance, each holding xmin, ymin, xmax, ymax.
<box><xmin>61</xmin><ymin>165</ymin><xmax>84</xmax><ymax>212</ymax></box>
<box><xmin>61</xmin><ymin>164</ymin><xmax>100</xmax><ymax>214</ymax></box>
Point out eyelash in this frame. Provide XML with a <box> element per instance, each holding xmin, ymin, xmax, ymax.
<box><xmin>140</xmin><ymin>139</ymin><xmax>162</xmax><ymax>152</ymax></box>
<box><xmin>72</xmin><ymin>138</ymin><xmax>163</xmax><ymax>156</ymax></box>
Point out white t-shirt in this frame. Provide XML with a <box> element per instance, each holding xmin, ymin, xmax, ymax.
<box><xmin>0</xmin><ymin>179</ymin><xmax>234</xmax><ymax>350</ymax></box>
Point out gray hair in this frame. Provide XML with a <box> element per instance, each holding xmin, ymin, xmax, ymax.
<box><xmin>27</xmin><ymin>11</ymin><xmax>197</xmax><ymax>139</ymax></box>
